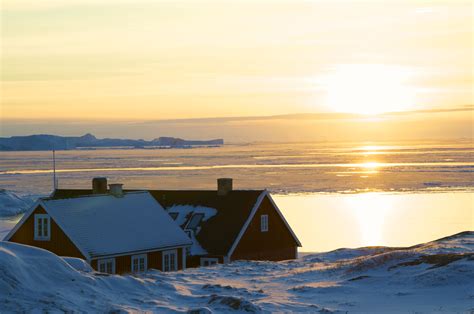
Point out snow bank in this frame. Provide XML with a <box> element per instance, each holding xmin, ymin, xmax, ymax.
<box><xmin>1</xmin><ymin>232</ymin><xmax>473</xmax><ymax>313</ymax></box>
<box><xmin>0</xmin><ymin>189</ymin><xmax>35</xmax><ymax>217</ymax></box>
<box><xmin>63</xmin><ymin>257</ymin><xmax>94</xmax><ymax>273</ymax></box>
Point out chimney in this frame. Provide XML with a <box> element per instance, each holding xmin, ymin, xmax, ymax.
<box><xmin>109</xmin><ymin>183</ymin><xmax>124</xmax><ymax>197</ymax></box>
<box><xmin>217</xmin><ymin>178</ymin><xmax>233</xmax><ymax>196</ymax></box>
<box><xmin>92</xmin><ymin>177</ymin><xmax>108</xmax><ymax>194</ymax></box>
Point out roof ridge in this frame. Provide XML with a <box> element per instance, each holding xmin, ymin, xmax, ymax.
<box><xmin>147</xmin><ymin>189</ymin><xmax>266</xmax><ymax>192</ymax></box>
<box><xmin>55</xmin><ymin>188</ymin><xmax>266</xmax><ymax>192</ymax></box>
<box><xmin>45</xmin><ymin>190</ymin><xmax>149</xmax><ymax>201</ymax></box>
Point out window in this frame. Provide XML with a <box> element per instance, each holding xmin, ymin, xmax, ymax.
<box><xmin>34</xmin><ymin>214</ymin><xmax>51</xmax><ymax>241</ymax></box>
<box><xmin>185</xmin><ymin>213</ymin><xmax>204</xmax><ymax>230</ymax></box>
<box><xmin>200</xmin><ymin>258</ymin><xmax>219</xmax><ymax>267</ymax></box>
<box><xmin>162</xmin><ymin>249</ymin><xmax>178</xmax><ymax>272</ymax></box>
<box><xmin>98</xmin><ymin>258</ymin><xmax>115</xmax><ymax>274</ymax></box>
<box><xmin>131</xmin><ymin>254</ymin><xmax>147</xmax><ymax>273</ymax></box>
<box><xmin>260</xmin><ymin>214</ymin><xmax>269</xmax><ymax>232</ymax></box>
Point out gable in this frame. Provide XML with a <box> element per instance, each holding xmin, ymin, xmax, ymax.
<box><xmin>7</xmin><ymin>205</ymin><xmax>86</xmax><ymax>260</ymax></box>
<box><xmin>227</xmin><ymin>194</ymin><xmax>301</xmax><ymax>259</ymax></box>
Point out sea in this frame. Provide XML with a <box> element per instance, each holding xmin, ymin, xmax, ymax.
<box><xmin>0</xmin><ymin>140</ymin><xmax>472</xmax><ymax>252</ymax></box>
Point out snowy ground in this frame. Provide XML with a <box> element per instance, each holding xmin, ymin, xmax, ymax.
<box><xmin>0</xmin><ymin>189</ymin><xmax>38</xmax><ymax>217</ymax></box>
<box><xmin>0</xmin><ymin>232</ymin><xmax>472</xmax><ymax>313</ymax></box>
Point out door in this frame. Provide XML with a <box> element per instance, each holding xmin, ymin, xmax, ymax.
<box><xmin>162</xmin><ymin>249</ymin><xmax>178</xmax><ymax>272</ymax></box>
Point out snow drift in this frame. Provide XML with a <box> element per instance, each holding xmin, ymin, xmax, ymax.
<box><xmin>0</xmin><ymin>232</ymin><xmax>473</xmax><ymax>313</ymax></box>
<box><xmin>0</xmin><ymin>190</ymin><xmax>35</xmax><ymax>217</ymax></box>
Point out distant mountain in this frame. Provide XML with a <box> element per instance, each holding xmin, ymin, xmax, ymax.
<box><xmin>0</xmin><ymin>134</ymin><xmax>224</xmax><ymax>151</ymax></box>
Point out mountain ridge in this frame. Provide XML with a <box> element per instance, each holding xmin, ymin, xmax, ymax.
<box><xmin>0</xmin><ymin>134</ymin><xmax>224</xmax><ymax>151</ymax></box>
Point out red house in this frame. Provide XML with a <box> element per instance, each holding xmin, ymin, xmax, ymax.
<box><xmin>52</xmin><ymin>178</ymin><xmax>302</xmax><ymax>267</ymax></box>
<box><xmin>5</xmin><ymin>187</ymin><xmax>192</xmax><ymax>274</ymax></box>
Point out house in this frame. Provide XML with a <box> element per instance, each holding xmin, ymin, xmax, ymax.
<box><xmin>51</xmin><ymin>178</ymin><xmax>302</xmax><ymax>267</ymax></box>
<box><xmin>4</xmin><ymin>185</ymin><xmax>192</xmax><ymax>274</ymax></box>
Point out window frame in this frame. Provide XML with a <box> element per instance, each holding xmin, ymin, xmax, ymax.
<box><xmin>162</xmin><ymin>249</ymin><xmax>178</xmax><ymax>272</ymax></box>
<box><xmin>34</xmin><ymin>214</ymin><xmax>51</xmax><ymax>241</ymax></box>
<box><xmin>97</xmin><ymin>258</ymin><xmax>116</xmax><ymax>274</ymax></box>
<box><xmin>185</xmin><ymin>213</ymin><xmax>205</xmax><ymax>230</ymax></box>
<box><xmin>131</xmin><ymin>254</ymin><xmax>148</xmax><ymax>273</ymax></box>
<box><xmin>260</xmin><ymin>214</ymin><xmax>269</xmax><ymax>232</ymax></box>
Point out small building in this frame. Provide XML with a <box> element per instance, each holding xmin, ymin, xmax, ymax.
<box><xmin>4</xmin><ymin>187</ymin><xmax>192</xmax><ymax>274</ymax></box>
<box><xmin>52</xmin><ymin>178</ymin><xmax>302</xmax><ymax>267</ymax></box>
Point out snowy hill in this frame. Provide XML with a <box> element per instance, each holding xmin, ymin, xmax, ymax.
<box><xmin>0</xmin><ymin>190</ymin><xmax>36</xmax><ymax>217</ymax></box>
<box><xmin>0</xmin><ymin>232</ymin><xmax>472</xmax><ymax>313</ymax></box>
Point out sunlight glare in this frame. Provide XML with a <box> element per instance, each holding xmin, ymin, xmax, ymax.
<box><xmin>360</xmin><ymin>162</ymin><xmax>380</xmax><ymax>169</ymax></box>
<box><xmin>345</xmin><ymin>193</ymin><xmax>394</xmax><ymax>246</ymax></box>
<box><xmin>324</xmin><ymin>64</ymin><xmax>416</xmax><ymax>115</ymax></box>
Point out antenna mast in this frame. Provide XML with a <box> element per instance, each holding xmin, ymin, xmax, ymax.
<box><xmin>52</xmin><ymin>149</ymin><xmax>57</xmax><ymax>190</ymax></box>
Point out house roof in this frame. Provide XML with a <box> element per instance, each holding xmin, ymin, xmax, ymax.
<box><xmin>149</xmin><ymin>190</ymin><xmax>266</xmax><ymax>256</ymax></box>
<box><xmin>51</xmin><ymin>188</ymin><xmax>301</xmax><ymax>257</ymax></box>
<box><xmin>8</xmin><ymin>191</ymin><xmax>192</xmax><ymax>260</ymax></box>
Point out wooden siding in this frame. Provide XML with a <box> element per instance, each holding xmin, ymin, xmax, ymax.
<box><xmin>91</xmin><ymin>247</ymin><xmax>185</xmax><ymax>274</ymax></box>
<box><xmin>8</xmin><ymin>206</ymin><xmax>85</xmax><ymax>259</ymax></box>
<box><xmin>231</xmin><ymin>196</ymin><xmax>298</xmax><ymax>261</ymax></box>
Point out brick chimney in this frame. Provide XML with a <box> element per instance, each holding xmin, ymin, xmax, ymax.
<box><xmin>92</xmin><ymin>177</ymin><xmax>107</xmax><ymax>194</ymax></box>
<box><xmin>217</xmin><ymin>178</ymin><xmax>233</xmax><ymax>196</ymax></box>
<box><xmin>109</xmin><ymin>183</ymin><xmax>124</xmax><ymax>197</ymax></box>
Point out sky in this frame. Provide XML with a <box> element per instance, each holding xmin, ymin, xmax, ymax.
<box><xmin>1</xmin><ymin>0</ymin><xmax>473</xmax><ymax>140</ymax></box>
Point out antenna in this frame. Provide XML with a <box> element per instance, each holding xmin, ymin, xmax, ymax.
<box><xmin>52</xmin><ymin>149</ymin><xmax>58</xmax><ymax>190</ymax></box>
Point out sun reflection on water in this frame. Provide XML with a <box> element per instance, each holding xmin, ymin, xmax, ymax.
<box><xmin>344</xmin><ymin>193</ymin><xmax>394</xmax><ymax>247</ymax></box>
<box><xmin>360</xmin><ymin>162</ymin><xmax>380</xmax><ymax>169</ymax></box>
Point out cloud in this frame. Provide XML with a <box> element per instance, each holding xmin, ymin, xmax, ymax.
<box><xmin>138</xmin><ymin>105</ymin><xmax>474</xmax><ymax>125</ymax></box>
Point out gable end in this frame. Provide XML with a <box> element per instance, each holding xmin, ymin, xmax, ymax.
<box><xmin>226</xmin><ymin>191</ymin><xmax>301</xmax><ymax>260</ymax></box>
<box><xmin>6</xmin><ymin>204</ymin><xmax>88</xmax><ymax>260</ymax></box>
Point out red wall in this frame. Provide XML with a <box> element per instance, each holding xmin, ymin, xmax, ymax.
<box><xmin>91</xmin><ymin>248</ymin><xmax>185</xmax><ymax>274</ymax></box>
<box><xmin>231</xmin><ymin>196</ymin><xmax>298</xmax><ymax>261</ymax></box>
<box><xmin>8</xmin><ymin>206</ymin><xmax>85</xmax><ymax>259</ymax></box>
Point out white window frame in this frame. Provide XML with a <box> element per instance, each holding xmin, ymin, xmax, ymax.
<box><xmin>34</xmin><ymin>214</ymin><xmax>51</xmax><ymax>241</ymax></box>
<box><xmin>260</xmin><ymin>214</ymin><xmax>269</xmax><ymax>232</ymax></box>
<box><xmin>200</xmin><ymin>257</ymin><xmax>219</xmax><ymax>267</ymax></box>
<box><xmin>162</xmin><ymin>249</ymin><xmax>178</xmax><ymax>272</ymax></box>
<box><xmin>131</xmin><ymin>254</ymin><xmax>148</xmax><ymax>273</ymax></box>
<box><xmin>98</xmin><ymin>258</ymin><xmax>116</xmax><ymax>274</ymax></box>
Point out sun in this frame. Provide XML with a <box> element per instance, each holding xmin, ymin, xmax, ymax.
<box><xmin>324</xmin><ymin>64</ymin><xmax>415</xmax><ymax>115</ymax></box>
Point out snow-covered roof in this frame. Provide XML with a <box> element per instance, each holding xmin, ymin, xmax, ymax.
<box><xmin>25</xmin><ymin>192</ymin><xmax>191</xmax><ymax>260</ymax></box>
<box><xmin>167</xmin><ymin>205</ymin><xmax>217</xmax><ymax>228</ymax></box>
<box><xmin>166</xmin><ymin>205</ymin><xmax>218</xmax><ymax>256</ymax></box>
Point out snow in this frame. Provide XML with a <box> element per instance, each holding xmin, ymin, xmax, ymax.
<box><xmin>0</xmin><ymin>189</ymin><xmax>36</xmax><ymax>217</ymax></box>
<box><xmin>8</xmin><ymin>192</ymin><xmax>192</xmax><ymax>259</ymax></box>
<box><xmin>167</xmin><ymin>205</ymin><xmax>217</xmax><ymax>227</ymax></box>
<box><xmin>63</xmin><ymin>257</ymin><xmax>94</xmax><ymax>273</ymax></box>
<box><xmin>188</xmin><ymin>230</ymin><xmax>207</xmax><ymax>256</ymax></box>
<box><xmin>0</xmin><ymin>232</ymin><xmax>472</xmax><ymax>313</ymax></box>
<box><xmin>166</xmin><ymin>205</ymin><xmax>218</xmax><ymax>256</ymax></box>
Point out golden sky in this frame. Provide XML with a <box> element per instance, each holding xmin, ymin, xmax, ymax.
<box><xmin>1</xmin><ymin>0</ymin><xmax>472</xmax><ymax>121</ymax></box>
